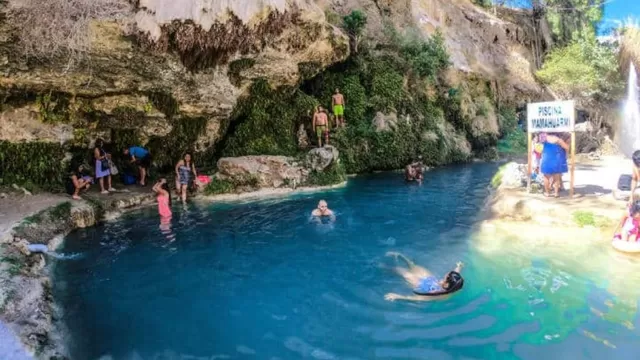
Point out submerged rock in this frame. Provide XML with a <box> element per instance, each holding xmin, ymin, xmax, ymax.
<box><xmin>306</xmin><ymin>145</ymin><xmax>339</xmax><ymax>172</ymax></box>
<box><xmin>216</xmin><ymin>156</ymin><xmax>309</xmax><ymax>188</ymax></box>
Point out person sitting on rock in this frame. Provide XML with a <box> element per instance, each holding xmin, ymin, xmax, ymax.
<box><xmin>613</xmin><ymin>201</ymin><xmax>640</xmax><ymax>242</ymax></box>
<box><xmin>311</xmin><ymin>200</ymin><xmax>334</xmax><ymax>218</ymax></box>
<box><xmin>312</xmin><ymin>106</ymin><xmax>329</xmax><ymax>147</ymax></box>
<box><xmin>66</xmin><ymin>164</ymin><xmax>92</xmax><ymax>200</ymax></box>
<box><xmin>628</xmin><ymin>150</ymin><xmax>640</xmax><ymax>206</ymax></box>
<box><xmin>124</xmin><ymin>146</ymin><xmax>152</xmax><ymax>186</ymax></box>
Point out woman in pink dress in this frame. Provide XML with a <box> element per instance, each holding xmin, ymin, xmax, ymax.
<box><xmin>152</xmin><ymin>178</ymin><xmax>172</xmax><ymax>219</ymax></box>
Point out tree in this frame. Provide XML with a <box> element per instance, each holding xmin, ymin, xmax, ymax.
<box><xmin>343</xmin><ymin>10</ymin><xmax>367</xmax><ymax>54</ymax></box>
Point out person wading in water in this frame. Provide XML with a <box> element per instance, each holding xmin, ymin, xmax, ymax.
<box><xmin>313</xmin><ymin>106</ymin><xmax>329</xmax><ymax>147</ymax></box>
<box><xmin>332</xmin><ymin>88</ymin><xmax>345</xmax><ymax>129</ymax></box>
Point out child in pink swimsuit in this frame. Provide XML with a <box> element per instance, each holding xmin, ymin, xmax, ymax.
<box><xmin>153</xmin><ymin>178</ymin><xmax>172</xmax><ymax>218</ymax></box>
<box><xmin>614</xmin><ymin>202</ymin><xmax>640</xmax><ymax>242</ymax></box>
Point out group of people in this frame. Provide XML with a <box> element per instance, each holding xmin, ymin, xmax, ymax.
<box><xmin>66</xmin><ymin>139</ymin><xmax>200</xmax><ymax>203</ymax></box>
<box><xmin>309</xmin><ymin>199</ymin><xmax>465</xmax><ymax>302</ymax></box>
<box><xmin>531</xmin><ymin>132</ymin><xmax>570</xmax><ymax>197</ymax></box>
<box><xmin>312</xmin><ymin>89</ymin><xmax>346</xmax><ymax>147</ymax></box>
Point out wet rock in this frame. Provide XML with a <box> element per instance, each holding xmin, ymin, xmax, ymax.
<box><xmin>216</xmin><ymin>156</ymin><xmax>309</xmax><ymax>188</ymax></box>
<box><xmin>306</xmin><ymin>145</ymin><xmax>339</xmax><ymax>172</ymax></box>
<box><xmin>372</xmin><ymin>112</ymin><xmax>398</xmax><ymax>132</ymax></box>
<box><xmin>499</xmin><ymin>162</ymin><xmax>527</xmax><ymax>189</ymax></box>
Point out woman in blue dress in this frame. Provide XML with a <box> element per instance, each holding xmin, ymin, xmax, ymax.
<box><xmin>539</xmin><ymin>132</ymin><xmax>570</xmax><ymax>198</ymax></box>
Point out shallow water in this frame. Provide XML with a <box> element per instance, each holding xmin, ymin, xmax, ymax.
<box><xmin>54</xmin><ymin>164</ymin><xmax>640</xmax><ymax>360</ymax></box>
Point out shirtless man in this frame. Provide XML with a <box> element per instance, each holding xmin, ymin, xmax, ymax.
<box><xmin>311</xmin><ymin>200</ymin><xmax>335</xmax><ymax>218</ymax></box>
<box><xmin>332</xmin><ymin>89</ymin><xmax>345</xmax><ymax>129</ymax></box>
<box><xmin>313</xmin><ymin>106</ymin><xmax>329</xmax><ymax>147</ymax></box>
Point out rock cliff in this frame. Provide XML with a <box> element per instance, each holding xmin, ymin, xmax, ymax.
<box><xmin>0</xmin><ymin>0</ymin><xmax>546</xmax><ymax>182</ymax></box>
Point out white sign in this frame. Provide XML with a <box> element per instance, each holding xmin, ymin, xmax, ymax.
<box><xmin>527</xmin><ymin>100</ymin><xmax>575</xmax><ymax>133</ymax></box>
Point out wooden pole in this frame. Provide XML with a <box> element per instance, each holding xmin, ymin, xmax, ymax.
<box><xmin>570</xmin><ymin>131</ymin><xmax>576</xmax><ymax>197</ymax></box>
<box><xmin>527</xmin><ymin>131</ymin><xmax>533</xmax><ymax>192</ymax></box>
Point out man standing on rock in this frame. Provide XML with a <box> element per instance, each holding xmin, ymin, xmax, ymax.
<box><xmin>332</xmin><ymin>88</ymin><xmax>345</xmax><ymax>129</ymax></box>
<box><xmin>313</xmin><ymin>106</ymin><xmax>329</xmax><ymax>147</ymax></box>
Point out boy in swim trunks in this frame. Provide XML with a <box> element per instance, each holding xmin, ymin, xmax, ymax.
<box><xmin>384</xmin><ymin>252</ymin><xmax>464</xmax><ymax>302</ymax></box>
<box><xmin>332</xmin><ymin>89</ymin><xmax>345</xmax><ymax>129</ymax></box>
<box><xmin>313</xmin><ymin>106</ymin><xmax>329</xmax><ymax>147</ymax></box>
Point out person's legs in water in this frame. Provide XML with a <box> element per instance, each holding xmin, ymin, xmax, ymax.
<box><xmin>386</xmin><ymin>252</ymin><xmax>431</xmax><ymax>278</ymax></box>
<box><xmin>180</xmin><ymin>183</ymin><xmax>188</xmax><ymax>202</ymax></box>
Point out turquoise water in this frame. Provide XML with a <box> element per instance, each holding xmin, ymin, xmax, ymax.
<box><xmin>53</xmin><ymin>164</ymin><xmax>640</xmax><ymax>360</ymax></box>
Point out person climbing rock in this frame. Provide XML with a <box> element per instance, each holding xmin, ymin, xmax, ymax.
<box><xmin>312</xmin><ymin>106</ymin><xmax>329</xmax><ymax>147</ymax></box>
<box><xmin>332</xmin><ymin>88</ymin><xmax>345</xmax><ymax>129</ymax></box>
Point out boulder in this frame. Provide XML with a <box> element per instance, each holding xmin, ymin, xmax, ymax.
<box><xmin>499</xmin><ymin>162</ymin><xmax>528</xmax><ymax>189</ymax></box>
<box><xmin>306</xmin><ymin>145</ymin><xmax>339</xmax><ymax>172</ymax></box>
<box><xmin>216</xmin><ymin>156</ymin><xmax>309</xmax><ymax>188</ymax></box>
<box><xmin>372</xmin><ymin>112</ymin><xmax>398</xmax><ymax>132</ymax></box>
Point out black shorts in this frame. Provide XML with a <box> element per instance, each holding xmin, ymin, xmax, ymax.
<box><xmin>137</xmin><ymin>154</ymin><xmax>152</xmax><ymax>169</ymax></box>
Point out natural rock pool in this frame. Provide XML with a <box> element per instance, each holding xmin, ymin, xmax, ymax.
<box><xmin>53</xmin><ymin>163</ymin><xmax>640</xmax><ymax>360</ymax></box>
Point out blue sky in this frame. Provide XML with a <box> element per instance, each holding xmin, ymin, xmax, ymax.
<box><xmin>601</xmin><ymin>0</ymin><xmax>640</xmax><ymax>32</ymax></box>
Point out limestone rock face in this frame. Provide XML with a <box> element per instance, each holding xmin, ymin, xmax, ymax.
<box><xmin>216</xmin><ymin>155</ymin><xmax>309</xmax><ymax>188</ymax></box>
<box><xmin>297</xmin><ymin>124</ymin><xmax>310</xmax><ymax>149</ymax></box>
<box><xmin>306</xmin><ymin>145</ymin><xmax>339</xmax><ymax>171</ymax></box>
<box><xmin>0</xmin><ymin>1</ymin><xmax>349</xmax><ymax>147</ymax></box>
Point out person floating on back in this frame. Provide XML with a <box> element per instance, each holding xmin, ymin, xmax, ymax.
<box><xmin>384</xmin><ymin>252</ymin><xmax>464</xmax><ymax>302</ymax></box>
<box><xmin>312</xmin><ymin>106</ymin><xmax>329</xmax><ymax>147</ymax></box>
<box><xmin>332</xmin><ymin>88</ymin><xmax>345</xmax><ymax>129</ymax></box>
<box><xmin>124</xmin><ymin>146</ymin><xmax>152</xmax><ymax>186</ymax></box>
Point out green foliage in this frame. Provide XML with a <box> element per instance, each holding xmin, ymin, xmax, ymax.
<box><xmin>397</xmin><ymin>30</ymin><xmax>450</xmax><ymax>80</ymax></box>
<box><xmin>343</xmin><ymin>10</ymin><xmax>367</xmax><ymax>38</ymax></box>
<box><xmin>496</xmin><ymin>106</ymin><xmax>526</xmax><ymax>156</ymax></box>
<box><xmin>490</xmin><ymin>163</ymin><xmax>508</xmax><ymax>188</ymax></box>
<box><xmin>49</xmin><ymin>201</ymin><xmax>72</xmax><ymax>220</ymax></box>
<box><xmin>204</xmin><ymin>178</ymin><xmax>235</xmax><ymax>195</ymax></box>
<box><xmin>307</xmin><ymin>161</ymin><xmax>347</xmax><ymax>186</ymax></box>
<box><xmin>147</xmin><ymin>90</ymin><xmax>179</xmax><ymax>118</ymax></box>
<box><xmin>472</xmin><ymin>0</ymin><xmax>492</xmax><ymax>8</ymax></box>
<box><xmin>369</xmin><ymin>70</ymin><xmax>404</xmax><ymax>113</ymax></box>
<box><xmin>545</xmin><ymin>0</ymin><xmax>605</xmax><ymax>45</ymax></box>
<box><xmin>203</xmin><ymin>175</ymin><xmax>260</xmax><ymax>195</ymax></box>
<box><xmin>228</xmin><ymin>58</ymin><xmax>256</xmax><ymax>87</ymax></box>
<box><xmin>146</xmin><ymin>116</ymin><xmax>208</xmax><ymax>171</ymax></box>
<box><xmin>343</xmin><ymin>10</ymin><xmax>367</xmax><ymax>52</ymax></box>
<box><xmin>0</xmin><ymin>141</ymin><xmax>67</xmax><ymax>190</ymax></box>
<box><xmin>36</xmin><ymin>92</ymin><xmax>71</xmax><ymax>123</ymax></box>
<box><xmin>572</xmin><ymin>210</ymin><xmax>610</xmax><ymax>228</ymax></box>
<box><xmin>223</xmin><ymin>79</ymin><xmax>318</xmax><ymax>157</ymax></box>
<box><xmin>298</xmin><ymin>62</ymin><xmax>322</xmax><ymax>80</ymax></box>
<box><xmin>536</xmin><ymin>35</ymin><xmax>623</xmax><ymax>100</ymax></box>
<box><xmin>325</xmin><ymin>9</ymin><xmax>341</xmax><ymax>26</ymax></box>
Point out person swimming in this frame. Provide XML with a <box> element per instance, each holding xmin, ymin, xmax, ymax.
<box><xmin>311</xmin><ymin>200</ymin><xmax>334</xmax><ymax>217</ymax></box>
<box><xmin>384</xmin><ymin>252</ymin><xmax>464</xmax><ymax>301</ymax></box>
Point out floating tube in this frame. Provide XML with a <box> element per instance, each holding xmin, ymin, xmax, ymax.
<box><xmin>27</xmin><ymin>244</ymin><xmax>48</xmax><ymax>254</ymax></box>
<box><xmin>611</xmin><ymin>239</ymin><xmax>640</xmax><ymax>253</ymax></box>
<box><xmin>413</xmin><ymin>271</ymin><xmax>464</xmax><ymax>296</ymax></box>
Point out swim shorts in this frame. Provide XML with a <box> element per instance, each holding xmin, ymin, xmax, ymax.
<box><xmin>414</xmin><ymin>276</ymin><xmax>443</xmax><ymax>294</ymax></box>
<box><xmin>316</xmin><ymin>125</ymin><xmax>328</xmax><ymax>138</ymax></box>
<box><xmin>333</xmin><ymin>104</ymin><xmax>344</xmax><ymax>116</ymax></box>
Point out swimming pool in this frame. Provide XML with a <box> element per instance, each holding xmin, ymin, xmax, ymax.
<box><xmin>53</xmin><ymin>163</ymin><xmax>640</xmax><ymax>359</ymax></box>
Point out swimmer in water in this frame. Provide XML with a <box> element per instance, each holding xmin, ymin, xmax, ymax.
<box><xmin>384</xmin><ymin>251</ymin><xmax>464</xmax><ymax>302</ymax></box>
<box><xmin>311</xmin><ymin>200</ymin><xmax>334</xmax><ymax>217</ymax></box>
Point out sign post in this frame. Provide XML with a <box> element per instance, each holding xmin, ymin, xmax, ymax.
<box><xmin>526</xmin><ymin>100</ymin><xmax>576</xmax><ymax>197</ymax></box>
